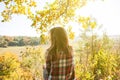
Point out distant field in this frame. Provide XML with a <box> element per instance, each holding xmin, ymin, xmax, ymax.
<box><xmin>0</xmin><ymin>46</ymin><xmax>26</xmax><ymax>55</ymax></box>
<box><xmin>0</xmin><ymin>43</ymin><xmax>79</xmax><ymax>55</ymax></box>
<box><xmin>0</xmin><ymin>45</ymin><xmax>50</xmax><ymax>55</ymax></box>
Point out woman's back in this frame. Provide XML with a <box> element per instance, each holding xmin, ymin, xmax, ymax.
<box><xmin>44</xmin><ymin>27</ymin><xmax>75</xmax><ymax>80</ymax></box>
<box><xmin>45</xmin><ymin>47</ymin><xmax>75</xmax><ymax>80</ymax></box>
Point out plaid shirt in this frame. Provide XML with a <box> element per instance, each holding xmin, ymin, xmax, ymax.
<box><xmin>45</xmin><ymin>50</ymin><xmax>75</xmax><ymax>80</ymax></box>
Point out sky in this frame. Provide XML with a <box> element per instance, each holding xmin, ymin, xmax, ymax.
<box><xmin>0</xmin><ymin>0</ymin><xmax>120</xmax><ymax>37</ymax></box>
<box><xmin>75</xmin><ymin>0</ymin><xmax>120</xmax><ymax>36</ymax></box>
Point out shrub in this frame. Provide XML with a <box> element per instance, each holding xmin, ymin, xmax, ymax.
<box><xmin>0</xmin><ymin>52</ymin><xmax>33</xmax><ymax>80</ymax></box>
<box><xmin>20</xmin><ymin>46</ymin><xmax>45</xmax><ymax>80</ymax></box>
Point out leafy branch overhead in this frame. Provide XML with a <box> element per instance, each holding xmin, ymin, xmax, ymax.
<box><xmin>0</xmin><ymin>0</ymin><xmax>98</xmax><ymax>43</ymax></box>
<box><xmin>0</xmin><ymin>0</ymin><xmax>86</xmax><ymax>31</ymax></box>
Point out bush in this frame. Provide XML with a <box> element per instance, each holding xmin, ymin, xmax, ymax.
<box><xmin>75</xmin><ymin>31</ymin><xmax>120</xmax><ymax>79</ymax></box>
<box><xmin>20</xmin><ymin>46</ymin><xmax>45</xmax><ymax>80</ymax></box>
<box><xmin>0</xmin><ymin>52</ymin><xmax>34</xmax><ymax>80</ymax></box>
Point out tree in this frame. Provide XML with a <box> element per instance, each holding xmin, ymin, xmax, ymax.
<box><xmin>0</xmin><ymin>38</ymin><xmax>8</xmax><ymax>47</ymax></box>
<box><xmin>0</xmin><ymin>0</ymin><xmax>100</xmax><ymax>43</ymax></box>
<box><xmin>0</xmin><ymin>0</ymin><xmax>88</xmax><ymax>39</ymax></box>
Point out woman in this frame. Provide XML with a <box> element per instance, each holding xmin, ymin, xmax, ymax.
<box><xmin>44</xmin><ymin>27</ymin><xmax>75</xmax><ymax>80</ymax></box>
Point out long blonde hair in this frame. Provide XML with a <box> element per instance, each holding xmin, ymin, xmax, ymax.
<box><xmin>48</xmin><ymin>27</ymin><xmax>72</xmax><ymax>60</ymax></box>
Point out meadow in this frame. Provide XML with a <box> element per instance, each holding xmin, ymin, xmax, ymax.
<box><xmin>0</xmin><ymin>45</ymin><xmax>49</xmax><ymax>54</ymax></box>
<box><xmin>0</xmin><ymin>44</ymin><xmax>74</xmax><ymax>79</ymax></box>
<box><xmin>0</xmin><ymin>34</ymin><xmax>120</xmax><ymax>80</ymax></box>
<box><xmin>0</xmin><ymin>46</ymin><xmax>26</xmax><ymax>55</ymax></box>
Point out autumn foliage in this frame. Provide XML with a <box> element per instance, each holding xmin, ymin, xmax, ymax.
<box><xmin>0</xmin><ymin>0</ymin><xmax>120</xmax><ymax>80</ymax></box>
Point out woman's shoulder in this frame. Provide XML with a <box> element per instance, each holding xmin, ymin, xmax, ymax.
<box><xmin>45</xmin><ymin>48</ymin><xmax>54</xmax><ymax>56</ymax></box>
<box><xmin>45</xmin><ymin>48</ymin><xmax>52</xmax><ymax>60</ymax></box>
<box><xmin>45</xmin><ymin>48</ymin><xmax>50</xmax><ymax>55</ymax></box>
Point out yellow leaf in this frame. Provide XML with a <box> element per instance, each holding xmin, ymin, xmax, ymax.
<box><xmin>78</xmin><ymin>17</ymin><xmax>84</xmax><ymax>23</ymax></box>
<box><xmin>90</xmin><ymin>22</ymin><xmax>96</xmax><ymax>29</ymax></box>
<box><xmin>82</xmin><ymin>23</ymin><xmax>88</xmax><ymax>29</ymax></box>
<box><xmin>69</xmin><ymin>32</ymin><xmax>75</xmax><ymax>39</ymax></box>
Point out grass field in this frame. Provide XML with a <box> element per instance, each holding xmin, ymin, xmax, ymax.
<box><xmin>0</xmin><ymin>46</ymin><xmax>26</xmax><ymax>55</ymax></box>
<box><xmin>0</xmin><ymin>42</ymin><xmax>120</xmax><ymax>79</ymax></box>
<box><xmin>0</xmin><ymin>45</ymin><xmax>48</xmax><ymax>55</ymax></box>
<box><xmin>0</xmin><ymin>43</ymin><xmax>79</xmax><ymax>54</ymax></box>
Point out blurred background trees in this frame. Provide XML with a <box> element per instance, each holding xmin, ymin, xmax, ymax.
<box><xmin>0</xmin><ymin>36</ymin><xmax>40</xmax><ymax>47</ymax></box>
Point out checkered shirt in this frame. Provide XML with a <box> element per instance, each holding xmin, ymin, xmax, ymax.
<box><xmin>45</xmin><ymin>51</ymin><xmax>75</xmax><ymax>80</ymax></box>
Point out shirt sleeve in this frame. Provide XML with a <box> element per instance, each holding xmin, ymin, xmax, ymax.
<box><xmin>45</xmin><ymin>50</ymin><xmax>51</xmax><ymax>76</ymax></box>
